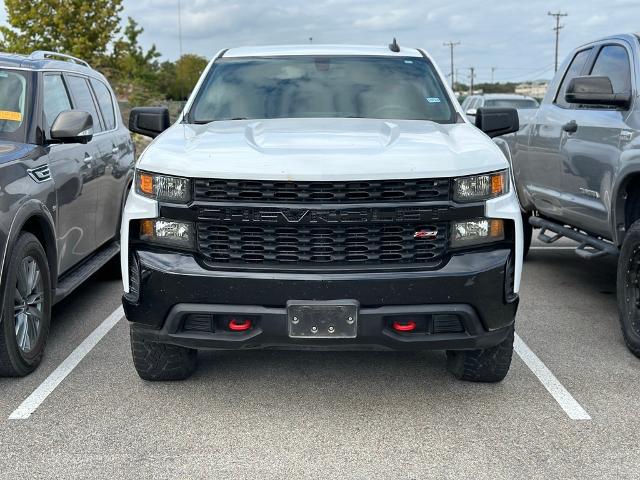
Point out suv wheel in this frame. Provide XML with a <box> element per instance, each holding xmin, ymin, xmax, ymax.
<box><xmin>616</xmin><ymin>219</ymin><xmax>640</xmax><ymax>358</ymax></box>
<box><xmin>446</xmin><ymin>325</ymin><xmax>514</xmax><ymax>382</ymax></box>
<box><xmin>0</xmin><ymin>233</ymin><xmax>52</xmax><ymax>376</ymax></box>
<box><xmin>130</xmin><ymin>326</ymin><xmax>197</xmax><ymax>381</ymax></box>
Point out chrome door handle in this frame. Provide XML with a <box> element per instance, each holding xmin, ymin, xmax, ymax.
<box><xmin>83</xmin><ymin>154</ymin><xmax>93</xmax><ymax>164</ymax></box>
<box><xmin>111</xmin><ymin>147</ymin><xmax>119</xmax><ymax>155</ymax></box>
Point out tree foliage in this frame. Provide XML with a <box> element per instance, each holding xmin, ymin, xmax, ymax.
<box><xmin>0</xmin><ymin>0</ymin><xmax>123</xmax><ymax>67</ymax></box>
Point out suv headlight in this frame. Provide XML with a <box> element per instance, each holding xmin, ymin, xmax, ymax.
<box><xmin>453</xmin><ymin>170</ymin><xmax>508</xmax><ymax>203</ymax></box>
<box><xmin>136</xmin><ymin>170</ymin><xmax>191</xmax><ymax>203</ymax></box>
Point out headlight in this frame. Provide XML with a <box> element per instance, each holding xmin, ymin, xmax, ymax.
<box><xmin>451</xmin><ymin>218</ymin><xmax>504</xmax><ymax>248</ymax></box>
<box><xmin>453</xmin><ymin>170</ymin><xmax>508</xmax><ymax>203</ymax></box>
<box><xmin>136</xmin><ymin>170</ymin><xmax>191</xmax><ymax>203</ymax></box>
<box><xmin>140</xmin><ymin>219</ymin><xmax>194</xmax><ymax>248</ymax></box>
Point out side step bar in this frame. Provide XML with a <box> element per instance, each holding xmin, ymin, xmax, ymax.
<box><xmin>54</xmin><ymin>241</ymin><xmax>120</xmax><ymax>304</ymax></box>
<box><xmin>529</xmin><ymin>217</ymin><xmax>618</xmax><ymax>260</ymax></box>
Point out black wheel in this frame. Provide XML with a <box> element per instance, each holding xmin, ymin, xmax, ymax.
<box><xmin>0</xmin><ymin>232</ymin><xmax>52</xmax><ymax>377</ymax></box>
<box><xmin>522</xmin><ymin>213</ymin><xmax>532</xmax><ymax>260</ymax></box>
<box><xmin>616</xmin><ymin>219</ymin><xmax>640</xmax><ymax>358</ymax></box>
<box><xmin>130</xmin><ymin>326</ymin><xmax>197</xmax><ymax>381</ymax></box>
<box><xmin>446</xmin><ymin>325</ymin><xmax>514</xmax><ymax>382</ymax></box>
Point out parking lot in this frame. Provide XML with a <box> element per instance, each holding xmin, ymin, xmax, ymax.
<box><xmin>0</xmin><ymin>236</ymin><xmax>638</xmax><ymax>479</ymax></box>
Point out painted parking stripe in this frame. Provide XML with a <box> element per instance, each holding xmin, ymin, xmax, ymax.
<box><xmin>8</xmin><ymin>306</ymin><xmax>124</xmax><ymax>420</ymax></box>
<box><xmin>514</xmin><ymin>333</ymin><xmax>591</xmax><ymax>420</ymax></box>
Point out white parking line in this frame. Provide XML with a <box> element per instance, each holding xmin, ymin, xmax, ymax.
<box><xmin>8</xmin><ymin>306</ymin><xmax>124</xmax><ymax>420</ymax></box>
<box><xmin>514</xmin><ymin>333</ymin><xmax>591</xmax><ymax>420</ymax></box>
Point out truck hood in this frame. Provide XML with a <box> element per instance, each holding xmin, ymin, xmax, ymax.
<box><xmin>138</xmin><ymin>118</ymin><xmax>508</xmax><ymax>180</ymax></box>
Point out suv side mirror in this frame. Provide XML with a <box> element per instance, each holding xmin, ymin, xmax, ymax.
<box><xmin>474</xmin><ymin>107</ymin><xmax>519</xmax><ymax>138</ymax></box>
<box><xmin>50</xmin><ymin>110</ymin><xmax>93</xmax><ymax>144</ymax></box>
<box><xmin>565</xmin><ymin>76</ymin><xmax>631</xmax><ymax>109</ymax></box>
<box><xmin>129</xmin><ymin>107</ymin><xmax>170</xmax><ymax>138</ymax></box>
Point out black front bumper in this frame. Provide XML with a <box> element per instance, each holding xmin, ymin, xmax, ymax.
<box><xmin>123</xmin><ymin>249</ymin><xmax>518</xmax><ymax>351</ymax></box>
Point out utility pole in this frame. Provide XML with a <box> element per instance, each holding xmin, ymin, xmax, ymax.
<box><xmin>548</xmin><ymin>11</ymin><xmax>568</xmax><ymax>72</ymax></box>
<box><xmin>443</xmin><ymin>41</ymin><xmax>460</xmax><ymax>89</ymax></box>
<box><xmin>469</xmin><ymin>67</ymin><xmax>475</xmax><ymax>95</ymax></box>
<box><xmin>491</xmin><ymin>66</ymin><xmax>497</xmax><ymax>84</ymax></box>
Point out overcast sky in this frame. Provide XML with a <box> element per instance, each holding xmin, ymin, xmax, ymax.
<box><xmin>1</xmin><ymin>0</ymin><xmax>639</xmax><ymax>83</ymax></box>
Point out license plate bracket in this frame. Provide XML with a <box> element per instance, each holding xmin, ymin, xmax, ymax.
<box><xmin>287</xmin><ymin>300</ymin><xmax>358</xmax><ymax>338</ymax></box>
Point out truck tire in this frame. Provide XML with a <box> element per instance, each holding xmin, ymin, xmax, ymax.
<box><xmin>616</xmin><ymin>219</ymin><xmax>640</xmax><ymax>358</ymax></box>
<box><xmin>522</xmin><ymin>213</ymin><xmax>532</xmax><ymax>259</ymax></box>
<box><xmin>0</xmin><ymin>232</ymin><xmax>52</xmax><ymax>377</ymax></box>
<box><xmin>130</xmin><ymin>326</ymin><xmax>197</xmax><ymax>381</ymax></box>
<box><xmin>446</xmin><ymin>325</ymin><xmax>514</xmax><ymax>382</ymax></box>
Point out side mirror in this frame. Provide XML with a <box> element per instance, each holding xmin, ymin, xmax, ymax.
<box><xmin>129</xmin><ymin>107</ymin><xmax>170</xmax><ymax>138</ymax></box>
<box><xmin>50</xmin><ymin>110</ymin><xmax>93</xmax><ymax>144</ymax></box>
<box><xmin>466</xmin><ymin>108</ymin><xmax>477</xmax><ymax>116</ymax></box>
<box><xmin>475</xmin><ymin>107</ymin><xmax>519</xmax><ymax>138</ymax></box>
<box><xmin>565</xmin><ymin>76</ymin><xmax>631</xmax><ymax>108</ymax></box>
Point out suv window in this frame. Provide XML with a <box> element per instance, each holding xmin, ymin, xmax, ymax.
<box><xmin>0</xmin><ymin>69</ymin><xmax>29</xmax><ymax>142</ymax></box>
<box><xmin>590</xmin><ymin>45</ymin><xmax>631</xmax><ymax>94</ymax></box>
<box><xmin>43</xmin><ymin>74</ymin><xmax>72</xmax><ymax>130</ymax></box>
<box><xmin>66</xmin><ymin>75</ymin><xmax>103</xmax><ymax>133</ymax></box>
<box><xmin>90</xmin><ymin>78</ymin><xmax>116</xmax><ymax>130</ymax></box>
<box><xmin>555</xmin><ymin>48</ymin><xmax>592</xmax><ymax>108</ymax></box>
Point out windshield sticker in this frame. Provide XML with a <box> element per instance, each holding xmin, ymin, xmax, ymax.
<box><xmin>404</xmin><ymin>60</ymin><xmax>414</xmax><ymax>64</ymax></box>
<box><xmin>0</xmin><ymin>110</ymin><xmax>22</xmax><ymax>122</ymax></box>
<box><xmin>426</xmin><ymin>97</ymin><xmax>441</xmax><ymax>103</ymax></box>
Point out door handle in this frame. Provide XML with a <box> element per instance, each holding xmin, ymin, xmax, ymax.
<box><xmin>562</xmin><ymin>120</ymin><xmax>578</xmax><ymax>133</ymax></box>
<box><xmin>111</xmin><ymin>146</ymin><xmax>119</xmax><ymax>155</ymax></box>
<box><xmin>83</xmin><ymin>154</ymin><xmax>93</xmax><ymax>165</ymax></box>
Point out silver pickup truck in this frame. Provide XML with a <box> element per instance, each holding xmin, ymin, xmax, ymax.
<box><xmin>501</xmin><ymin>33</ymin><xmax>640</xmax><ymax>358</ymax></box>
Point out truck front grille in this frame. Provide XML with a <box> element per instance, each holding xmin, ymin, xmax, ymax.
<box><xmin>196</xmin><ymin>222</ymin><xmax>448</xmax><ymax>266</ymax></box>
<box><xmin>194</xmin><ymin>178</ymin><xmax>450</xmax><ymax>204</ymax></box>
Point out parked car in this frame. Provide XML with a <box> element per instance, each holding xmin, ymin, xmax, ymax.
<box><xmin>123</xmin><ymin>43</ymin><xmax>523</xmax><ymax>382</ymax></box>
<box><xmin>462</xmin><ymin>94</ymin><xmax>539</xmax><ymax>123</ymax></box>
<box><xmin>502</xmin><ymin>33</ymin><xmax>640</xmax><ymax>357</ymax></box>
<box><xmin>0</xmin><ymin>51</ymin><xmax>134</xmax><ymax>376</ymax></box>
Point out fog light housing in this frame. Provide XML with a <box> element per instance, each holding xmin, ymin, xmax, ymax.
<box><xmin>140</xmin><ymin>219</ymin><xmax>194</xmax><ymax>248</ymax></box>
<box><xmin>451</xmin><ymin>218</ymin><xmax>504</xmax><ymax>248</ymax></box>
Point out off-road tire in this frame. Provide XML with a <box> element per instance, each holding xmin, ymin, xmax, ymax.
<box><xmin>0</xmin><ymin>233</ymin><xmax>52</xmax><ymax>377</ymax></box>
<box><xmin>522</xmin><ymin>213</ymin><xmax>532</xmax><ymax>259</ymax></box>
<box><xmin>446</xmin><ymin>325</ymin><xmax>514</xmax><ymax>382</ymax></box>
<box><xmin>130</xmin><ymin>326</ymin><xmax>197</xmax><ymax>381</ymax></box>
<box><xmin>616</xmin><ymin>219</ymin><xmax>640</xmax><ymax>358</ymax></box>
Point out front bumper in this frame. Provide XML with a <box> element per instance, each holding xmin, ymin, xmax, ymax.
<box><xmin>123</xmin><ymin>248</ymin><xmax>518</xmax><ymax>351</ymax></box>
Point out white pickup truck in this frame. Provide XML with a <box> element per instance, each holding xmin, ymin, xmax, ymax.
<box><xmin>122</xmin><ymin>42</ymin><xmax>524</xmax><ymax>382</ymax></box>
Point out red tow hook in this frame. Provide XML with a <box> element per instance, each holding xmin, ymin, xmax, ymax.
<box><xmin>228</xmin><ymin>318</ymin><xmax>252</xmax><ymax>332</ymax></box>
<box><xmin>392</xmin><ymin>320</ymin><xmax>417</xmax><ymax>332</ymax></box>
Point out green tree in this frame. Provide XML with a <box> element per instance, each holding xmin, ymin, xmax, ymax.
<box><xmin>0</xmin><ymin>0</ymin><xmax>123</xmax><ymax>66</ymax></box>
<box><xmin>172</xmin><ymin>54</ymin><xmax>209</xmax><ymax>100</ymax></box>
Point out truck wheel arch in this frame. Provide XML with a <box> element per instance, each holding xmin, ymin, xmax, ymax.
<box><xmin>614</xmin><ymin>173</ymin><xmax>640</xmax><ymax>246</ymax></box>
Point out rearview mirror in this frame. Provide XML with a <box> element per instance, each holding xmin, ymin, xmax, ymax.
<box><xmin>474</xmin><ymin>107</ymin><xmax>519</xmax><ymax>138</ymax></box>
<box><xmin>129</xmin><ymin>107</ymin><xmax>170</xmax><ymax>138</ymax></box>
<box><xmin>50</xmin><ymin>110</ymin><xmax>93</xmax><ymax>144</ymax></box>
<box><xmin>565</xmin><ymin>76</ymin><xmax>631</xmax><ymax>108</ymax></box>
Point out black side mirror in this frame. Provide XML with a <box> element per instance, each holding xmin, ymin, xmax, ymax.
<box><xmin>475</xmin><ymin>107</ymin><xmax>519</xmax><ymax>138</ymax></box>
<box><xmin>565</xmin><ymin>76</ymin><xmax>631</xmax><ymax>109</ymax></box>
<box><xmin>129</xmin><ymin>107</ymin><xmax>170</xmax><ymax>138</ymax></box>
<box><xmin>50</xmin><ymin>110</ymin><xmax>93</xmax><ymax>144</ymax></box>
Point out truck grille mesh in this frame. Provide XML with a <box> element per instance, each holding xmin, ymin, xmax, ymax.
<box><xmin>196</xmin><ymin>223</ymin><xmax>448</xmax><ymax>266</ymax></box>
<box><xmin>194</xmin><ymin>178</ymin><xmax>450</xmax><ymax>203</ymax></box>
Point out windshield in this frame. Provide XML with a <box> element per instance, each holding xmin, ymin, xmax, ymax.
<box><xmin>485</xmin><ymin>98</ymin><xmax>539</xmax><ymax>109</ymax></box>
<box><xmin>189</xmin><ymin>56</ymin><xmax>455</xmax><ymax>123</ymax></box>
<box><xmin>0</xmin><ymin>69</ymin><xmax>29</xmax><ymax>142</ymax></box>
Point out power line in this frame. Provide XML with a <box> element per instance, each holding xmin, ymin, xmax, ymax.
<box><xmin>443</xmin><ymin>41</ymin><xmax>460</xmax><ymax>88</ymax></box>
<box><xmin>548</xmin><ymin>11</ymin><xmax>568</xmax><ymax>72</ymax></box>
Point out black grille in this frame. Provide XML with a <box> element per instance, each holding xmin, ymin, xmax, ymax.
<box><xmin>197</xmin><ymin>223</ymin><xmax>448</xmax><ymax>266</ymax></box>
<box><xmin>194</xmin><ymin>178</ymin><xmax>450</xmax><ymax>203</ymax></box>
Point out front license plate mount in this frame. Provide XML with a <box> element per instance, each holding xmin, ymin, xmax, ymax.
<box><xmin>287</xmin><ymin>300</ymin><xmax>358</xmax><ymax>339</ymax></box>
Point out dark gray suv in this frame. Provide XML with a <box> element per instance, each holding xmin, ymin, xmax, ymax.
<box><xmin>0</xmin><ymin>51</ymin><xmax>134</xmax><ymax>376</ymax></box>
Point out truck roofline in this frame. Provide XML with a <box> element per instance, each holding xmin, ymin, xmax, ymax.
<box><xmin>221</xmin><ymin>44</ymin><xmax>423</xmax><ymax>58</ymax></box>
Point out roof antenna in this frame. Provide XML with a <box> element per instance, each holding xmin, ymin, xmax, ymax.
<box><xmin>389</xmin><ymin>38</ymin><xmax>400</xmax><ymax>53</ymax></box>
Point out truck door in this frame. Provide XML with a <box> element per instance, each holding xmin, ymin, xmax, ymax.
<box><xmin>559</xmin><ymin>43</ymin><xmax>633</xmax><ymax>238</ymax></box>
<box><xmin>522</xmin><ymin>48</ymin><xmax>593</xmax><ymax>222</ymax></box>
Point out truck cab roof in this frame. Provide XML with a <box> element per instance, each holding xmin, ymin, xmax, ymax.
<box><xmin>222</xmin><ymin>44</ymin><xmax>424</xmax><ymax>58</ymax></box>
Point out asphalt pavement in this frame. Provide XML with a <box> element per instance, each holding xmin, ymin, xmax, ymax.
<box><xmin>0</xmin><ymin>236</ymin><xmax>638</xmax><ymax>479</ymax></box>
